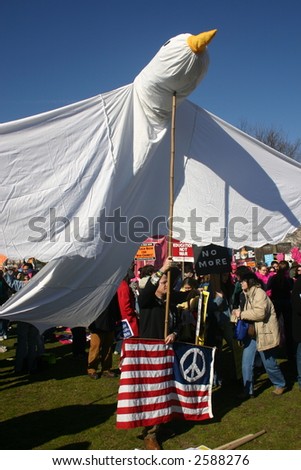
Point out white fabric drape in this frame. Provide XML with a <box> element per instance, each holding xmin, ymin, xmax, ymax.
<box><xmin>1</xmin><ymin>32</ymin><xmax>300</xmax><ymax>332</ymax></box>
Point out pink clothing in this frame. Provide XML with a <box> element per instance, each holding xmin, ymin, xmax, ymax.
<box><xmin>256</xmin><ymin>271</ymin><xmax>273</xmax><ymax>296</ymax></box>
<box><xmin>255</xmin><ymin>271</ymin><xmax>272</xmax><ymax>287</ymax></box>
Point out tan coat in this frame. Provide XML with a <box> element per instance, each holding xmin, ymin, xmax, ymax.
<box><xmin>240</xmin><ymin>286</ymin><xmax>280</xmax><ymax>351</ymax></box>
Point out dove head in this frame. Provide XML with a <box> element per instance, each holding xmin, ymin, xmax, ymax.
<box><xmin>134</xmin><ymin>29</ymin><xmax>217</xmax><ymax>125</ymax></box>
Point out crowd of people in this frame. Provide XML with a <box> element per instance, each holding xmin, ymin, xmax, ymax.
<box><xmin>0</xmin><ymin>260</ymin><xmax>44</xmax><ymax>371</ymax></box>
<box><xmin>1</xmin><ymin>255</ymin><xmax>301</xmax><ymax>450</ymax></box>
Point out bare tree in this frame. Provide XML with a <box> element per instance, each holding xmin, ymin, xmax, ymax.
<box><xmin>239</xmin><ymin>120</ymin><xmax>301</xmax><ymax>160</ymax></box>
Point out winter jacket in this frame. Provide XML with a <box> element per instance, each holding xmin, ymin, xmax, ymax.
<box><xmin>138</xmin><ymin>276</ymin><xmax>187</xmax><ymax>340</ymax></box>
<box><xmin>0</xmin><ymin>276</ymin><xmax>11</xmax><ymax>305</ymax></box>
<box><xmin>117</xmin><ymin>280</ymin><xmax>139</xmax><ymax>337</ymax></box>
<box><xmin>88</xmin><ymin>293</ymin><xmax>121</xmax><ymax>333</ymax></box>
<box><xmin>240</xmin><ymin>285</ymin><xmax>280</xmax><ymax>351</ymax></box>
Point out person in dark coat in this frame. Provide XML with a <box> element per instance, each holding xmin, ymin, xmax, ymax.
<box><xmin>138</xmin><ymin>258</ymin><xmax>186</xmax><ymax>341</ymax></box>
<box><xmin>267</xmin><ymin>260</ymin><xmax>295</xmax><ymax>360</ymax></box>
<box><xmin>71</xmin><ymin>327</ymin><xmax>87</xmax><ymax>359</ymax></box>
<box><xmin>292</xmin><ymin>276</ymin><xmax>301</xmax><ymax>391</ymax></box>
<box><xmin>137</xmin><ymin>257</ymin><xmax>188</xmax><ymax>450</ymax></box>
<box><xmin>87</xmin><ymin>293</ymin><xmax>121</xmax><ymax>379</ymax></box>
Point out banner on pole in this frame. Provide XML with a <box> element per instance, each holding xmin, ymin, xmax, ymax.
<box><xmin>172</xmin><ymin>242</ymin><xmax>194</xmax><ymax>262</ymax></box>
<box><xmin>134</xmin><ymin>243</ymin><xmax>156</xmax><ymax>261</ymax></box>
<box><xmin>195</xmin><ymin>243</ymin><xmax>231</xmax><ymax>275</ymax></box>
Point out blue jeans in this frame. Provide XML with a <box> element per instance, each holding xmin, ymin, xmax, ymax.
<box><xmin>242</xmin><ymin>336</ymin><xmax>286</xmax><ymax>395</ymax></box>
<box><xmin>296</xmin><ymin>342</ymin><xmax>301</xmax><ymax>388</ymax></box>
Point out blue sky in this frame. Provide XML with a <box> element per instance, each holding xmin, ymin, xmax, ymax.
<box><xmin>1</xmin><ymin>0</ymin><xmax>300</xmax><ymax>144</ymax></box>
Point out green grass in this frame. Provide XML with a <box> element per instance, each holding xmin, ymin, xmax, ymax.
<box><xmin>0</xmin><ymin>325</ymin><xmax>300</xmax><ymax>450</ymax></box>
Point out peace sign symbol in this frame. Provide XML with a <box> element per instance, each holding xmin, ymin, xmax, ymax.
<box><xmin>180</xmin><ymin>348</ymin><xmax>206</xmax><ymax>383</ymax></box>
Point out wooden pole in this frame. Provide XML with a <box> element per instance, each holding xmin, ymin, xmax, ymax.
<box><xmin>195</xmin><ymin>293</ymin><xmax>203</xmax><ymax>345</ymax></box>
<box><xmin>214</xmin><ymin>430</ymin><xmax>266</xmax><ymax>450</ymax></box>
<box><xmin>164</xmin><ymin>92</ymin><xmax>177</xmax><ymax>339</ymax></box>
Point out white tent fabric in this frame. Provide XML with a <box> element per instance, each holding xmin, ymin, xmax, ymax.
<box><xmin>0</xmin><ymin>31</ymin><xmax>301</xmax><ymax>332</ymax></box>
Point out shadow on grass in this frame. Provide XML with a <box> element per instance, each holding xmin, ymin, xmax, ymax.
<box><xmin>1</xmin><ymin>335</ymin><xmax>297</xmax><ymax>450</ymax></box>
<box><xmin>58</xmin><ymin>441</ymin><xmax>92</xmax><ymax>450</ymax></box>
<box><xmin>0</xmin><ymin>343</ymin><xmax>91</xmax><ymax>391</ymax></box>
<box><xmin>0</xmin><ymin>403</ymin><xmax>116</xmax><ymax>450</ymax></box>
<box><xmin>156</xmin><ymin>380</ymin><xmax>247</xmax><ymax>447</ymax></box>
<box><xmin>157</xmin><ymin>350</ymin><xmax>297</xmax><ymax>448</ymax></box>
<box><xmin>279</xmin><ymin>357</ymin><xmax>297</xmax><ymax>390</ymax></box>
<box><xmin>156</xmin><ymin>390</ymin><xmax>244</xmax><ymax>448</ymax></box>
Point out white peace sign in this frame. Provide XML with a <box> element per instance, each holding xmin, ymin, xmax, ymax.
<box><xmin>180</xmin><ymin>348</ymin><xmax>206</xmax><ymax>383</ymax></box>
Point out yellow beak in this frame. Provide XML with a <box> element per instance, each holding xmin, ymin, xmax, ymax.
<box><xmin>187</xmin><ymin>29</ymin><xmax>217</xmax><ymax>54</ymax></box>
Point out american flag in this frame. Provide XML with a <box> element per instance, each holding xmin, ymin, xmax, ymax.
<box><xmin>116</xmin><ymin>338</ymin><xmax>215</xmax><ymax>429</ymax></box>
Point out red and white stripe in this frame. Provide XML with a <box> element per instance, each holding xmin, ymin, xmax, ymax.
<box><xmin>116</xmin><ymin>338</ymin><xmax>213</xmax><ymax>429</ymax></box>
